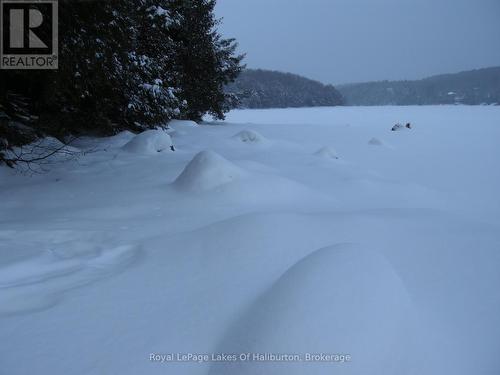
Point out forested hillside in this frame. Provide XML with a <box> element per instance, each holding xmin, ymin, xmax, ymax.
<box><xmin>338</xmin><ymin>67</ymin><xmax>500</xmax><ymax>106</ymax></box>
<box><xmin>226</xmin><ymin>69</ymin><xmax>344</xmax><ymax>109</ymax></box>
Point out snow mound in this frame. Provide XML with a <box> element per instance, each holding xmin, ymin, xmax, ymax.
<box><xmin>210</xmin><ymin>244</ymin><xmax>416</xmax><ymax>375</ymax></box>
<box><xmin>168</xmin><ymin>119</ymin><xmax>198</xmax><ymax>128</ymax></box>
<box><xmin>103</xmin><ymin>130</ymin><xmax>136</xmax><ymax>147</ymax></box>
<box><xmin>16</xmin><ymin>136</ymin><xmax>80</xmax><ymax>154</ymax></box>
<box><xmin>71</xmin><ymin>131</ymin><xmax>135</xmax><ymax>149</ymax></box>
<box><xmin>368</xmin><ymin>137</ymin><xmax>384</xmax><ymax>146</ymax></box>
<box><xmin>314</xmin><ymin>146</ymin><xmax>339</xmax><ymax>159</ymax></box>
<box><xmin>5</xmin><ymin>137</ymin><xmax>81</xmax><ymax>169</ymax></box>
<box><xmin>173</xmin><ymin>150</ymin><xmax>243</xmax><ymax>192</ymax></box>
<box><xmin>121</xmin><ymin>129</ymin><xmax>173</xmax><ymax>154</ymax></box>
<box><xmin>167</xmin><ymin>119</ymin><xmax>198</xmax><ymax>136</ymax></box>
<box><xmin>42</xmin><ymin>137</ymin><xmax>80</xmax><ymax>152</ymax></box>
<box><xmin>232</xmin><ymin>129</ymin><xmax>267</xmax><ymax>144</ymax></box>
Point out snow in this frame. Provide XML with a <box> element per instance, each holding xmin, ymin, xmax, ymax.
<box><xmin>0</xmin><ymin>243</ymin><xmax>139</xmax><ymax>315</ymax></box>
<box><xmin>368</xmin><ymin>137</ymin><xmax>384</xmax><ymax>145</ymax></box>
<box><xmin>1</xmin><ymin>105</ymin><xmax>500</xmax><ymax>375</ymax></box>
<box><xmin>168</xmin><ymin>119</ymin><xmax>198</xmax><ymax>128</ymax></box>
<box><xmin>314</xmin><ymin>145</ymin><xmax>339</xmax><ymax>159</ymax></box>
<box><xmin>209</xmin><ymin>244</ymin><xmax>415</xmax><ymax>375</ymax></box>
<box><xmin>231</xmin><ymin>129</ymin><xmax>268</xmax><ymax>144</ymax></box>
<box><xmin>9</xmin><ymin>136</ymin><xmax>80</xmax><ymax>159</ymax></box>
<box><xmin>173</xmin><ymin>150</ymin><xmax>244</xmax><ymax>192</ymax></box>
<box><xmin>122</xmin><ymin>129</ymin><xmax>173</xmax><ymax>154</ymax></box>
<box><xmin>167</xmin><ymin>119</ymin><xmax>198</xmax><ymax>137</ymax></box>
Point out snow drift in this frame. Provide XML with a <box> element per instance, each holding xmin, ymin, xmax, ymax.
<box><xmin>368</xmin><ymin>137</ymin><xmax>384</xmax><ymax>146</ymax></box>
<box><xmin>173</xmin><ymin>150</ymin><xmax>244</xmax><ymax>192</ymax></box>
<box><xmin>168</xmin><ymin>119</ymin><xmax>198</xmax><ymax>128</ymax></box>
<box><xmin>314</xmin><ymin>146</ymin><xmax>339</xmax><ymax>159</ymax></box>
<box><xmin>2</xmin><ymin>106</ymin><xmax>500</xmax><ymax>375</ymax></box>
<box><xmin>167</xmin><ymin>120</ymin><xmax>198</xmax><ymax>136</ymax></box>
<box><xmin>0</xmin><ymin>243</ymin><xmax>140</xmax><ymax>315</ymax></box>
<box><xmin>122</xmin><ymin>129</ymin><xmax>173</xmax><ymax>154</ymax></box>
<box><xmin>231</xmin><ymin>129</ymin><xmax>268</xmax><ymax>144</ymax></box>
<box><xmin>210</xmin><ymin>244</ymin><xmax>416</xmax><ymax>375</ymax></box>
<box><xmin>6</xmin><ymin>136</ymin><xmax>81</xmax><ymax>163</ymax></box>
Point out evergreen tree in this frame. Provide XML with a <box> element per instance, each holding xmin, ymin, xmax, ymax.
<box><xmin>53</xmin><ymin>0</ymin><xmax>183</xmax><ymax>133</ymax></box>
<box><xmin>125</xmin><ymin>0</ymin><xmax>184</xmax><ymax>128</ymax></box>
<box><xmin>169</xmin><ymin>0</ymin><xmax>245</xmax><ymax>121</ymax></box>
<box><xmin>1</xmin><ymin>0</ymin><xmax>245</xmax><ymax>167</ymax></box>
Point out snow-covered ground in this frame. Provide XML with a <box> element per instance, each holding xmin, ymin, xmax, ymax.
<box><xmin>1</xmin><ymin>106</ymin><xmax>500</xmax><ymax>375</ymax></box>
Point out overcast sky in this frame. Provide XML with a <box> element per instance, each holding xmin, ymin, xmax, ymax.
<box><xmin>215</xmin><ymin>0</ymin><xmax>500</xmax><ymax>85</ymax></box>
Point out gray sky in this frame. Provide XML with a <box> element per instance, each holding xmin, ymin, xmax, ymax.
<box><xmin>215</xmin><ymin>0</ymin><xmax>500</xmax><ymax>85</ymax></box>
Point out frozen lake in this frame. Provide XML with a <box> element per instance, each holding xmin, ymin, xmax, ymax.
<box><xmin>1</xmin><ymin>105</ymin><xmax>499</xmax><ymax>375</ymax></box>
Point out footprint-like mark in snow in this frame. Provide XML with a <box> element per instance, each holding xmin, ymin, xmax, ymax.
<box><xmin>0</xmin><ymin>244</ymin><xmax>140</xmax><ymax>316</ymax></box>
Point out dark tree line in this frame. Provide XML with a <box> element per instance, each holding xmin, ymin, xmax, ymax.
<box><xmin>0</xmin><ymin>0</ymin><xmax>244</xmax><ymax>167</ymax></box>
<box><xmin>226</xmin><ymin>69</ymin><xmax>344</xmax><ymax>109</ymax></box>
